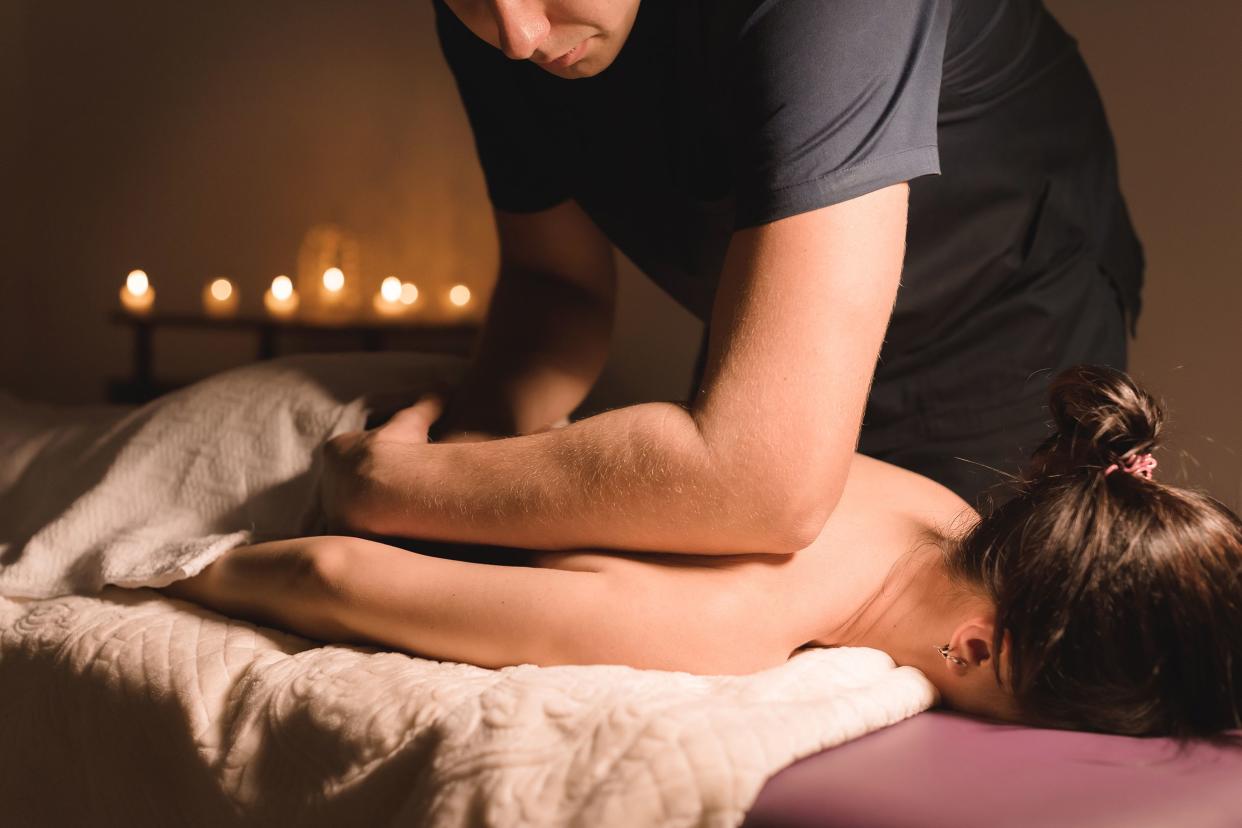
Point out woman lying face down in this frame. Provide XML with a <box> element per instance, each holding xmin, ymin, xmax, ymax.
<box><xmin>160</xmin><ymin>366</ymin><xmax>1242</xmax><ymax>740</ymax></box>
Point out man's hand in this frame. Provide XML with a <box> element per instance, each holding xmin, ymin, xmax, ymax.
<box><xmin>321</xmin><ymin>394</ymin><xmax>443</xmax><ymax>533</ymax></box>
<box><xmin>322</xmin><ymin>393</ymin><xmax>574</xmax><ymax>535</ymax></box>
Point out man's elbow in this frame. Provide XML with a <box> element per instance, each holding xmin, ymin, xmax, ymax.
<box><xmin>745</xmin><ymin>479</ymin><xmax>843</xmax><ymax>555</ymax></box>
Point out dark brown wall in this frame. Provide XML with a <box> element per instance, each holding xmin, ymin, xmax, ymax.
<box><xmin>5</xmin><ymin>1</ymin><xmax>1238</xmax><ymax>506</ymax></box>
<box><xmin>3</xmin><ymin>0</ymin><xmax>702</xmax><ymax>411</ymax></box>
<box><xmin>6</xmin><ymin>1</ymin><xmax>501</xmax><ymax>391</ymax></box>
<box><xmin>1047</xmin><ymin>0</ymin><xmax>1242</xmax><ymax>507</ymax></box>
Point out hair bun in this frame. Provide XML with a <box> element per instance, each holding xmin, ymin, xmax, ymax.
<box><xmin>1031</xmin><ymin>365</ymin><xmax>1164</xmax><ymax>478</ymax></box>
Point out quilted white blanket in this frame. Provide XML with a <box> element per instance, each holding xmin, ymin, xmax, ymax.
<box><xmin>0</xmin><ymin>354</ymin><xmax>938</xmax><ymax>826</ymax></box>
<box><xmin>0</xmin><ymin>590</ymin><xmax>934</xmax><ymax>827</ymax></box>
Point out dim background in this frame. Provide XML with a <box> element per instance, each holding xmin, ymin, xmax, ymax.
<box><xmin>1</xmin><ymin>1</ymin><xmax>1239</xmax><ymax>508</ymax></box>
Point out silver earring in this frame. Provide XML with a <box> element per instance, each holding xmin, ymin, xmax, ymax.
<box><xmin>936</xmin><ymin>644</ymin><xmax>967</xmax><ymax>666</ymax></box>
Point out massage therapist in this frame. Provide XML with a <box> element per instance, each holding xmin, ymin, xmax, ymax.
<box><xmin>323</xmin><ymin>0</ymin><xmax>1144</xmax><ymax>555</ymax></box>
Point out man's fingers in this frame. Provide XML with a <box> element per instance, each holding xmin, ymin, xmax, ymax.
<box><xmin>378</xmin><ymin>394</ymin><xmax>444</xmax><ymax>441</ymax></box>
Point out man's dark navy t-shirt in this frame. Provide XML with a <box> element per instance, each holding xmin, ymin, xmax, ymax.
<box><xmin>434</xmin><ymin>0</ymin><xmax>1144</xmax><ymax>488</ymax></box>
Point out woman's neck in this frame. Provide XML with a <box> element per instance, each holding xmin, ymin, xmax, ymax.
<box><xmin>817</xmin><ymin>538</ymin><xmax>973</xmax><ymax>678</ymax></box>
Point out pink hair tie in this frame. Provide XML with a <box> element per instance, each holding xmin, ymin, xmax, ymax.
<box><xmin>1104</xmin><ymin>453</ymin><xmax>1158</xmax><ymax>480</ymax></box>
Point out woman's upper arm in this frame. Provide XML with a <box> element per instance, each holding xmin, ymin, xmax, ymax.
<box><xmin>317</xmin><ymin>537</ymin><xmax>622</xmax><ymax>669</ymax></box>
<box><xmin>691</xmin><ymin>183</ymin><xmax>910</xmax><ymax>543</ymax></box>
<box><xmin>163</xmin><ymin>536</ymin><xmax>610</xmax><ymax>668</ymax></box>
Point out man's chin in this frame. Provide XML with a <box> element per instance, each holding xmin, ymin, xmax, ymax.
<box><xmin>540</xmin><ymin>63</ymin><xmax>604</xmax><ymax>79</ymax></box>
<box><xmin>536</xmin><ymin>48</ymin><xmax>616</xmax><ymax>79</ymax></box>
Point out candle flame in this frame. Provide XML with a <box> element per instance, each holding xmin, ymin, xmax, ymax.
<box><xmin>322</xmin><ymin>267</ymin><xmax>346</xmax><ymax>293</ymax></box>
<box><xmin>209</xmin><ymin>278</ymin><xmax>233</xmax><ymax>301</ymax></box>
<box><xmin>271</xmin><ymin>275</ymin><xmax>294</xmax><ymax>301</ymax></box>
<box><xmin>400</xmin><ymin>282</ymin><xmax>419</xmax><ymax>305</ymax></box>
<box><xmin>126</xmin><ymin>270</ymin><xmax>150</xmax><ymax>297</ymax></box>
<box><xmin>449</xmin><ymin>284</ymin><xmax>471</xmax><ymax>307</ymax></box>
<box><xmin>380</xmin><ymin>276</ymin><xmax>402</xmax><ymax>303</ymax></box>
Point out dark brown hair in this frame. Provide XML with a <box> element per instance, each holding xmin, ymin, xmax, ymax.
<box><xmin>948</xmin><ymin>365</ymin><xmax>1242</xmax><ymax>738</ymax></box>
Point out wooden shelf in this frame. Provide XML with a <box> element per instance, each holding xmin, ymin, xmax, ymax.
<box><xmin>109</xmin><ymin>310</ymin><xmax>477</xmax><ymax>334</ymax></box>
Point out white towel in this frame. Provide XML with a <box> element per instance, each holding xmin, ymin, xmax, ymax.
<box><xmin>0</xmin><ymin>353</ymin><xmax>464</xmax><ymax>598</ymax></box>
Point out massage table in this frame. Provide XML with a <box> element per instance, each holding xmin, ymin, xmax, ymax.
<box><xmin>3</xmin><ymin>355</ymin><xmax>1240</xmax><ymax>826</ymax></box>
<box><xmin>744</xmin><ymin>711</ymin><xmax>1242</xmax><ymax>828</ymax></box>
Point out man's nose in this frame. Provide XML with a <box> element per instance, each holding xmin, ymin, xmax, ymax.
<box><xmin>492</xmin><ymin>0</ymin><xmax>550</xmax><ymax>60</ymax></box>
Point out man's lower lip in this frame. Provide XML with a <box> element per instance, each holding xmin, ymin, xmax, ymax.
<box><xmin>546</xmin><ymin>39</ymin><xmax>588</xmax><ymax>69</ymax></box>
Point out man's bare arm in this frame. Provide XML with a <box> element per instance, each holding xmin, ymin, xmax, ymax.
<box><xmin>433</xmin><ymin>200</ymin><xmax>616</xmax><ymax>440</ymax></box>
<box><xmin>329</xmin><ymin>184</ymin><xmax>909</xmax><ymax>555</ymax></box>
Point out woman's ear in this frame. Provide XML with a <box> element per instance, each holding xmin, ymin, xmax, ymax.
<box><xmin>945</xmin><ymin>619</ymin><xmax>1022</xmax><ymax>722</ymax></box>
<box><xmin>948</xmin><ymin>616</ymin><xmax>998</xmax><ymax>669</ymax></box>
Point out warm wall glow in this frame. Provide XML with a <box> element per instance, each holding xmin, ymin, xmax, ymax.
<box><xmin>271</xmin><ymin>275</ymin><xmax>294</xmax><ymax>301</ymax></box>
<box><xmin>400</xmin><ymin>282</ymin><xmax>418</xmax><ymax>305</ymax></box>
<box><xmin>380</xmin><ymin>276</ymin><xmax>402</xmax><ymax>303</ymax></box>
<box><xmin>322</xmin><ymin>267</ymin><xmax>346</xmax><ymax>293</ymax></box>
<box><xmin>126</xmin><ymin>269</ymin><xmax>150</xmax><ymax>297</ymax></box>
<box><xmin>209</xmin><ymin>278</ymin><xmax>233</xmax><ymax>301</ymax></box>
<box><xmin>449</xmin><ymin>284</ymin><xmax>471</xmax><ymax>307</ymax></box>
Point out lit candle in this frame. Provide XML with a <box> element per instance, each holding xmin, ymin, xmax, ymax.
<box><xmin>400</xmin><ymin>281</ymin><xmax>419</xmax><ymax>306</ymax></box>
<box><xmin>264</xmin><ymin>275</ymin><xmax>299</xmax><ymax>318</ymax></box>
<box><xmin>373</xmin><ymin>276</ymin><xmax>405</xmax><ymax>316</ymax></box>
<box><xmin>202</xmin><ymin>277</ymin><xmax>239</xmax><ymax>317</ymax></box>
<box><xmin>448</xmin><ymin>284</ymin><xmax>471</xmax><ymax>309</ymax></box>
<box><xmin>321</xmin><ymin>267</ymin><xmax>346</xmax><ymax>305</ymax></box>
<box><xmin>119</xmin><ymin>269</ymin><xmax>155</xmax><ymax>315</ymax></box>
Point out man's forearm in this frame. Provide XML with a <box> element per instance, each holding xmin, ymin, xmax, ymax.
<box><xmin>436</xmin><ymin>267</ymin><xmax>612</xmax><ymax>439</ymax></box>
<box><xmin>340</xmin><ymin>402</ymin><xmax>813</xmax><ymax>556</ymax></box>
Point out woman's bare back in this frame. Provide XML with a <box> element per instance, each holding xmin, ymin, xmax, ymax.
<box><xmin>527</xmin><ymin>454</ymin><xmax>976</xmax><ymax>672</ymax></box>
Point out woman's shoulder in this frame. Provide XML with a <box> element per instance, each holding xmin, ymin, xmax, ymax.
<box><xmin>840</xmin><ymin>453</ymin><xmax>978</xmax><ymax>529</ymax></box>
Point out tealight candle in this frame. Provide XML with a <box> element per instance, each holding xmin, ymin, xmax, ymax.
<box><xmin>373</xmin><ymin>276</ymin><xmax>405</xmax><ymax>316</ymax></box>
<box><xmin>400</xmin><ymin>281</ymin><xmax>419</xmax><ymax>306</ymax></box>
<box><xmin>321</xmin><ymin>267</ymin><xmax>346</xmax><ymax>304</ymax></box>
<box><xmin>448</xmin><ymin>284</ymin><xmax>471</xmax><ymax>308</ymax></box>
<box><xmin>202</xmin><ymin>277</ymin><xmax>239</xmax><ymax>317</ymax></box>
<box><xmin>120</xmin><ymin>269</ymin><xmax>155</xmax><ymax>315</ymax></box>
<box><xmin>264</xmin><ymin>275</ymin><xmax>299</xmax><ymax>318</ymax></box>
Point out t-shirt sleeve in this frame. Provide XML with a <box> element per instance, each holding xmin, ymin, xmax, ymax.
<box><xmin>433</xmin><ymin>0</ymin><xmax>570</xmax><ymax>213</ymax></box>
<box><xmin>730</xmin><ymin>0</ymin><xmax>950</xmax><ymax>229</ymax></box>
